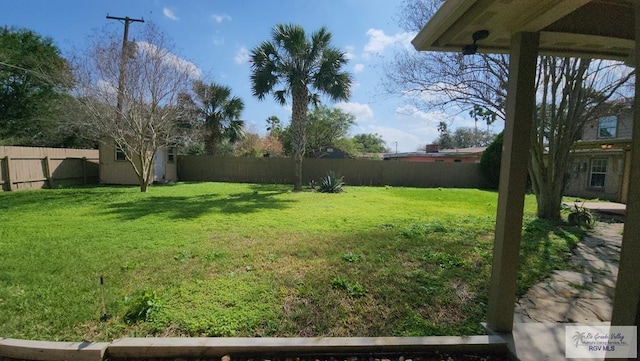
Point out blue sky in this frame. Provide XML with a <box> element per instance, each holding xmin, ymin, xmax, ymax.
<box><xmin>1</xmin><ymin>0</ymin><xmax>482</xmax><ymax>152</ymax></box>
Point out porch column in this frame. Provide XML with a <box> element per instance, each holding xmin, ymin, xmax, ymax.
<box><xmin>609</xmin><ymin>1</ymin><xmax>640</xmax><ymax>329</ymax></box>
<box><xmin>486</xmin><ymin>32</ymin><xmax>539</xmax><ymax>332</ymax></box>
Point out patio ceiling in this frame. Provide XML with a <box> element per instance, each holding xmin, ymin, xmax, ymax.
<box><xmin>412</xmin><ymin>0</ymin><xmax>635</xmax><ymax>62</ymax></box>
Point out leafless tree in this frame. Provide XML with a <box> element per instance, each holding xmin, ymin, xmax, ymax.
<box><xmin>385</xmin><ymin>0</ymin><xmax>634</xmax><ymax>220</ymax></box>
<box><xmin>73</xmin><ymin>23</ymin><xmax>198</xmax><ymax>192</ymax></box>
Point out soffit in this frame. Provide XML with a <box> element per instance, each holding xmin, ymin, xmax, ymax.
<box><xmin>412</xmin><ymin>0</ymin><xmax>635</xmax><ymax>61</ymax></box>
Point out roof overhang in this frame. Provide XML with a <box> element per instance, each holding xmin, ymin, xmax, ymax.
<box><xmin>412</xmin><ymin>0</ymin><xmax>635</xmax><ymax>62</ymax></box>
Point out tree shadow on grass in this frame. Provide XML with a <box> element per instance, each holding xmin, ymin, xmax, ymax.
<box><xmin>0</xmin><ymin>185</ymin><xmax>135</xmax><ymax>210</ymax></box>
<box><xmin>102</xmin><ymin>189</ymin><xmax>295</xmax><ymax>220</ymax></box>
<box><xmin>517</xmin><ymin>218</ymin><xmax>583</xmax><ymax>296</ymax></box>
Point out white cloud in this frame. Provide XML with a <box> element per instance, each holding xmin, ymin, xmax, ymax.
<box><xmin>359</xmin><ymin>125</ymin><xmax>423</xmax><ymax>153</ymax></box>
<box><xmin>212</xmin><ymin>13</ymin><xmax>232</xmax><ymax>23</ymax></box>
<box><xmin>363</xmin><ymin>29</ymin><xmax>415</xmax><ymax>57</ymax></box>
<box><xmin>334</xmin><ymin>102</ymin><xmax>374</xmax><ymax>122</ymax></box>
<box><xmin>354</xmin><ymin>63</ymin><xmax>364</xmax><ymax>73</ymax></box>
<box><xmin>162</xmin><ymin>8</ymin><xmax>179</xmax><ymax>21</ymax></box>
<box><xmin>136</xmin><ymin>41</ymin><xmax>202</xmax><ymax>79</ymax></box>
<box><xmin>394</xmin><ymin>104</ymin><xmax>442</xmax><ymax>121</ymax></box>
<box><xmin>96</xmin><ymin>79</ymin><xmax>117</xmax><ymax>96</ymax></box>
<box><xmin>212</xmin><ymin>37</ymin><xmax>224</xmax><ymax>46</ymax></box>
<box><xmin>344</xmin><ymin>45</ymin><xmax>356</xmax><ymax>60</ymax></box>
<box><xmin>234</xmin><ymin>46</ymin><xmax>250</xmax><ymax>64</ymax></box>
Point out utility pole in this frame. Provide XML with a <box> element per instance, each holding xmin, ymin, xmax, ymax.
<box><xmin>106</xmin><ymin>15</ymin><xmax>144</xmax><ymax>119</ymax></box>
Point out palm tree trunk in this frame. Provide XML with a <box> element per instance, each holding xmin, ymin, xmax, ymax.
<box><xmin>291</xmin><ymin>88</ymin><xmax>308</xmax><ymax>191</ymax></box>
<box><xmin>204</xmin><ymin>128</ymin><xmax>222</xmax><ymax>155</ymax></box>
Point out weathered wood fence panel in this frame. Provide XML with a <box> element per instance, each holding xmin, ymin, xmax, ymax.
<box><xmin>0</xmin><ymin>146</ymin><xmax>99</xmax><ymax>191</ymax></box>
<box><xmin>178</xmin><ymin>155</ymin><xmax>486</xmax><ymax>189</ymax></box>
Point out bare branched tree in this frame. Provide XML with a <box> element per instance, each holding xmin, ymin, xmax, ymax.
<box><xmin>74</xmin><ymin>23</ymin><xmax>198</xmax><ymax>192</ymax></box>
<box><xmin>385</xmin><ymin>0</ymin><xmax>634</xmax><ymax>220</ymax></box>
<box><xmin>531</xmin><ymin>57</ymin><xmax>633</xmax><ymax>219</ymax></box>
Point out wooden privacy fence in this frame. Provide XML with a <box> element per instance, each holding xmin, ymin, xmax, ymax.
<box><xmin>0</xmin><ymin>146</ymin><xmax>99</xmax><ymax>191</ymax></box>
<box><xmin>178</xmin><ymin>155</ymin><xmax>487</xmax><ymax>188</ymax></box>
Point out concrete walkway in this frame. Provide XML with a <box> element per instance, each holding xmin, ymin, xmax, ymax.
<box><xmin>509</xmin><ymin>211</ymin><xmax>624</xmax><ymax>361</ymax></box>
<box><xmin>514</xmin><ymin>221</ymin><xmax>622</xmax><ymax>324</ymax></box>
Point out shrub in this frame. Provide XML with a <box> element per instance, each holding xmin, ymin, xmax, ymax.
<box><xmin>318</xmin><ymin>171</ymin><xmax>345</xmax><ymax>193</ymax></box>
<box><xmin>480</xmin><ymin>132</ymin><xmax>503</xmax><ymax>189</ymax></box>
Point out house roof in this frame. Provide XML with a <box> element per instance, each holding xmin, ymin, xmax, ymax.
<box><xmin>411</xmin><ymin>0</ymin><xmax>634</xmax><ymax>62</ymax></box>
<box><xmin>383</xmin><ymin>147</ymin><xmax>486</xmax><ymax>159</ymax></box>
<box><xmin>439</xmin><ymin>146</ymin><xmax>487</xmax><ymax>154</ymax></box>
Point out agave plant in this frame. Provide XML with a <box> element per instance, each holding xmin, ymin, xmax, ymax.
<box><xmin>318</xmin><ymin>171</ymin><xmax>345</xmax><ymax>193</ymax></box>
<box><xmin>567</xmin><ymin>202</ymin><xmax>595</xmax><ymax>228</ymax></box>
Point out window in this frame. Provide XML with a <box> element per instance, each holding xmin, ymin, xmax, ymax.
<box><xmin>115</xmin><ymin>146</ymin><xmax>126</xmax><ymax>161</ymax></box>
<box><xmin>597</xmin><ymin>116</ymin><xmax>617</xmax><ymax>139</ymax></box>
<box><xmin>167</xmin><ymin>148</ymin><xmax>175</xmax><ymax>163</ymax></box>
<box><xmin>589</xmin><ymin>159</ymin><xmax>607</xmax><ymax>188</ymax></box>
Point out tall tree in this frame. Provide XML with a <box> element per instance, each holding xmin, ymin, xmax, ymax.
<box><xmin>180</xmin><ymin>80</ymin><xmax>245</xmax><ymax>155</ymax></box>
<box><xmin>250</xmin><ymin>23</ymin><xmax>352</xmax><ymax>191</ymax></box>
<box><xmin>0</xmin><ymin>27</ymin><xmax>74</xmax><ymax>146</ymax></box>
<box><xmin>436</xmin><ymin>127</ymin><xmax>494</xmax><ymax>149</ymax></box>
<box><xmin>74</xmin><ymin>23</ymin><xmax>197</xmax><ymax>192</ymax></box>
<box><xmin>435</xmin><ymin>121</ymin><xmax>453</xmax><ymax>149</ymax></box>
<box><xmin>530</xmin><ymin>58</ymin><xmax>632</xmax><ymax>219</ymax></box>
<box><xmin>352</xmin><ymin>133</ymin><xmax>389</xmax><ymax>153</ymax></box>
<box><xmin>265</xmin><ymin>115</ymin><xmax>282</xmax><ymax>137</ymax></box>
<box><xmin>385</xmin><ymin>0</ymin><xmax>633</xmax><ymax>220</ymax></box>
<box><xmin>304</xmin><ymin>105</ymin><xmax>355</xmax><ymax>157</ymax></box>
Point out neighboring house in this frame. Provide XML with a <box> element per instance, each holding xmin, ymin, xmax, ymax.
<box><xmin>565</xmin><ymin>108</ymin><xmax>633</xmax><ymax>203</ymax></box>
<box><xmin>383</xmin><ymin>144</ymin><xmax>485</xmax><ymax>163</ymax></box>
<box><xmin>99</xmin><ymin>142</ymin><xmax>177</xmax><ymax>185</ymax></box>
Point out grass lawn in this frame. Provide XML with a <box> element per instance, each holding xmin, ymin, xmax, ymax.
<box><xmin>0</xmin><ymin>183</ymin><xmax>584</xmax><ymax>341</ymax></box>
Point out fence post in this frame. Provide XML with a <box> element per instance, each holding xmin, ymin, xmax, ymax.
<box><xmin>44</xmin><ymin>156</ymin><xmax>54</xmax><ymax>188</ymax></box>
<box><xmin>4</xmin><ymin>156</ymin><xmax>13</xmax><ymax>191</ymax></box>
<box><xmin>82</xmin><ymin>157</ymin><xmax>87</xmax><ymax>185</ymax></box>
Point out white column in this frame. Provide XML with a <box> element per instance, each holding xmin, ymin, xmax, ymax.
<box><xmin>486</xmin><ymin>32</ymin><xmax>539</xmax><ymax>333</ymax></box>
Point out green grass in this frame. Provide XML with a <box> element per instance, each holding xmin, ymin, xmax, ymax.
<box><xmin>0</xmin><ymin>183</ymin><xmax>583</xmax><ymax>341</ymax></box>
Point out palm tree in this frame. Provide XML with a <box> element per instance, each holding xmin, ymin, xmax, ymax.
<box><xmin>188</xmin><ymin>80</ymin><xmax>245</xmax><ymax>155</ymax></box>
<box><xmin>250</xmin><ymin>23</ymin><xmax>352</xmax><ymax>191</ymax></box>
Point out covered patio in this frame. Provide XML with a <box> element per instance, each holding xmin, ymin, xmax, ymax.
<box><xmin>412</xmin><ymin>0</ymin><xmax>637</xmax><ymax>359</ymax></box>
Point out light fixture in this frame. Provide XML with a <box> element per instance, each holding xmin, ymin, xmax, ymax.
<box><xmin>462</xmin><ymin>30</ymin><xmax>490</xmax><ymax>55</ymax></box>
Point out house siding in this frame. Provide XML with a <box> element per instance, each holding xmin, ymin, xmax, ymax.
<box><xmin>99</xmin><ymin>143</ymin><xmax>178</xmax><ymax>185</ymax></box>
<box><xmin>565</xmin><ymin>150</ymin><xmax>628</xmax><ymax>202</ymax></box>
<box><xmin>581</xmin><ymin>110</ymin><xmax>633</xmax><ymax>141</ymax></box>
<box><xmin>565</xmin><ymin>107</ymin><xmax>633</xmax><ymax>203</ymax></box>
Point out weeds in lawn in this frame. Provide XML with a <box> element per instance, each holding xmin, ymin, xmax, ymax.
<box><xmin>120</xmin><ymin>261</ymin><xmax>137</xmax><ymax>271</ymax></box>
<box><xmin>331</xmin><ymin>277</ymin><xmax>366</xmax><ymax>298</ymax></box>
<box><xmin>124</xmin><ymin>289</ymin><xmax>162</xmax><ymax>324</ymax></box>
<box><xmin>341</xmin><ymin>252</ymin><xmax>363</xmax><ymax>262</ymax></box>
<box><xmin>173</xmin><ymin>250</ymin><xmax>194</xmax><ymax>262</ymax></box>
<box><xmin>421</xmin><ymin>251</ymin><xmax>466</xmax><ymax>269</ymax></box>
<box><xmin>203</xmin><ymin>252</ymin><xmax>225</xmax><ymax>262</ymax></box>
